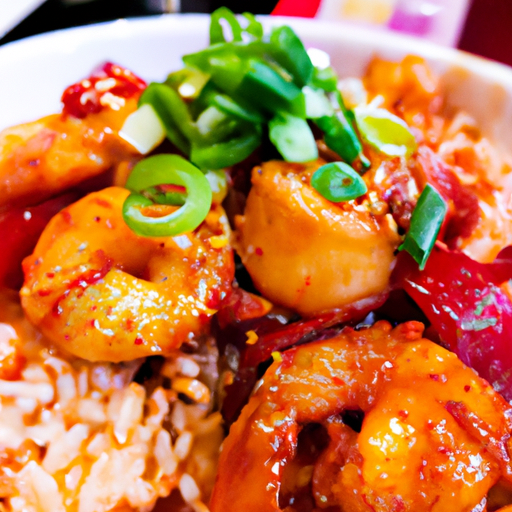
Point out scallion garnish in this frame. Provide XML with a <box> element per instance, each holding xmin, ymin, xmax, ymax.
<box><xmin>210</xmin><ymin>6</ymin><xmax>244</xmax><ymax>43</ymax></box>
<box><xmin>121</xmin><ymin>7</ymin><xmax>369</xmax><ymax>171</ymax></box>
<box><xmin>398</xmin><ymin>184</ymin><xmax>447</xmax><ymax>270</ymax></box>
<box><xmin>311</xmin><ymin>162</ymin><xmax>367</xmax><ymax>203</ymax></box>
<box><xmin>122</xmin><ymin>155</ymin><xmax>212</xmax><ymax>237</ymax></box>
<box><xmin>269</xmin><ymin>112</ymin><xmax>318</xmax><ymax>163</ymax></box>
<box><xmin>237</xmin><ymin>59</ymin><xmax>306</xmax><ymax>118</ymax></box>
<box><xmin>269</xmin><ymin>25</ymin><xmax>313</xmax><ymax>87</ymax></box>
<box><xmin>355</xmin><ymin>107</ymin><xmax>417</xmax><ymax>158</ymax></box>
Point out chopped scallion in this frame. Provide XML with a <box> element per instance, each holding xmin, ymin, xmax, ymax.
<box><xmin>123</xmin><ymin>154</ymin><xmax>212</xmax><ymax>237</ymax></box>
<box><xmin>311</xmin><ymin>162</ymin><xmax>367</xmax><ymax>202</ymax></box>
<box><xmin>398</xmin><ymin>184</ymin><xmax>447</xmax><ymax>270</ymax></box>
<box><xmin>269</xmin><ymin>112</ymin><xmax>318</xmax><ymax>163</ymax></box>
<box><xmin>269</xmin><ymin>25</ymin><xmax>313</xmax><ymax>87</ymax></box>
<box><xmin>355</xmin><ymin>107</ymin><xmax>417</xmax><ymax>158</ymax></box>
<box><xmin>119</xmin><ymin>103</ymin><xmax>165</xmax><ymax>155</ymax></box>
<box><xmin>237</xmin><ymin>59</ymin><xmax>306</xmax><ymax>118</ymax></box>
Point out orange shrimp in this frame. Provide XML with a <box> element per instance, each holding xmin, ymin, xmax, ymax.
<box><xmin>210</xmin><ymin>321</ymin><xmax>512</xmax><ymax>512</ymax></box>
<box><xmin>234</xmin><ymin>160</ymin><xmax>399</xmax><ymax>316</ymax></box>
<box><xmin>0</xmin><ymin>101</ymin><xmax>139</xmax><ymax>213</ymax></box>
<box><xmin>20</xmin><ymin>187</ymin><xmax>234</xmax><ymax>362</ymax></box>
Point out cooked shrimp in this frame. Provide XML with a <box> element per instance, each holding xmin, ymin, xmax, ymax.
<box><xmin>210</xmin><ymin>321</ymin><xmax>512</xmax><ymax>512</ymax></box>
<box><xmin>234</xmin><ymin>160</ymin><xmax>399</xmax><ymax>316</ymax></box>
<box><xmin>20</xmin><ymin>187</ymin><xmax>234</xmax><ymax>362</ymax></box>
<box><xmin>0</xmin><ymin>102</ymin><xmax>138</xmax><ymax>213</ymax></box>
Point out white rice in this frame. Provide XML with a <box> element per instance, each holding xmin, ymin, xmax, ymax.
<box><xmin>0</xmin><ymin>294</ymin><xmax>223</xmax><ymax>512</ymax></box>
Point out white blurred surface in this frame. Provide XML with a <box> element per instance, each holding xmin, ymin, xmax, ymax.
<box><xmin>0</xmin><ymin>0</ymin><xmax>47</xmax><ymax>38</ymax></box>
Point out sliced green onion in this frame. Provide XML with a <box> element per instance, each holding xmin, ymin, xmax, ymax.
<box><xmin>210</xmin><ymin>93</ymin><xmax>266</xmax><ymax>123</ymax></box>
<box><xmin>165</xmin><ymin>67</ymin><xmax>210</xmax><ymax>100</ymax></box>
<box><xmin>210</xmin><ymin>7</ymin><xmax>243</xmax><ymax>44</ymax></box>
<box><xmin>237</xmin><ymin>59</ymin><xmax>306</xmax><ymax>118</ymax></box>
<box><xmin>303</xmin><ymin>86</ymin><xmax>333</xmax><ymax>119</ymax></box>
<box><xmin>269</xmin><ymin>112</ymin><xmax>318</xmax><ymax>163</ymax></box>
<box><xmin>123</xmin><ymin>154</ymin><xmax>212</xmax><ymax>237</ymax></box>
<box><xmin>355</xmin><ymin>107</ymin><xmax>417</xmax><ymax>158</ymax></box>
<box><xmin>310</xmin><ymin>66</ymin><xmax>338</xmax><ymax>92</ymax></box>
<box><xmin>311</xmin><ymin>162</ymin><xmax>367</xmax><ymax>203</ymax></box>
<box><xmin>183</xmin><ymin>40</ymin><xmax>266</xmax><ymax>74</ymax></box>
<box><xmin>138</xmin><ymin>83</ymin><xmax>194</xmax><ymax>154</ymax></box>
<box><xmin>195</xmin><ymin>105</ymin><xmax>239</xmax><ymax>144</ymax></box>
<box><xmin>184</xmin><ymin>46</ymin><xmax>255</xmax><ymax>95</ymax></box>
<box><xmin>269</xmin><ymin>25</ymin><xmax>313</xmax><ymax>87</ymax></box>
<box><xmin>239</xmin><ymin>12</ymin><xmax>263</xmax><ymax>39</ymax></box>
<box><xmin>315</xmin><ymin>113</ymin><xmax>364</xmax><ymax>165</ymax></box>
<box><xmin>399</xmin><ymin>184</ymin><xmax>447</xmax><ymax>270</ymax></box>
<box><xmin>119</xmin><ymin>103</ymin><xmax>166</xmax><ymax>155</ymax></box>
<box><xmin>209</xmin><ymin>8</ymin><xmax>264</xmax><ymax>44</ymax></box>
<box><xmin>191</xmin><ymin>125</ymin><xmax>261</xmax><ymax>170</ymax></box>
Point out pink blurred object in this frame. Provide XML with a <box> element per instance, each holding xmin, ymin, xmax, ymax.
<box><xmin>272</xmin><ymin>0</ymin><xmax>471</xmax><ymax>47</ymax></box>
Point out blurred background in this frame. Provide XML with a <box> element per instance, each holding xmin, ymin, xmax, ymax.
<box><xmin>0</xmin><ymin>0</ymin><xmax>510</xmax><ymax>67</ymax></box>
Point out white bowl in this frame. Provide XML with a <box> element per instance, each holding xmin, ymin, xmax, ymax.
<box><xmin>0</xmin><ymin>14</ymin><xmax>511</xmax><ymax>155</ymax></box>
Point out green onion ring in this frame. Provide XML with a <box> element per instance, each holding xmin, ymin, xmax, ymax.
<box><xmin>311</xmin><ymin>162</ymin><xmax>367</xmax><ymax>203</ymax></box>
<box><xmin>123</xmin><ymin>154</ymin><xmax>212</xmax><ymax>237</ymax></box>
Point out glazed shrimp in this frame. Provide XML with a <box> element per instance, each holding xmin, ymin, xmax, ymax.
<box><xmin>0</xmin><ymin>103</ymin><xmax>138</xmax><ymax>213</ymax></box>
<box><xmin>0</xmin><ymin>62</ymin><xmax>145</xmax><ymax>212</ymax></box>
<box><xmin>234</xmin><ymin>160</ymin><xmax>399</xmax><ymax>316</ymax></box>
<box><xmin>20</xmin><ymin>187</ymin><xmax>234</xmax><ymax>362</ymax></box>
<box><xmin>210</xmin><ymin>321</ymin><xmax>512</xmax><ymax>512</ymax></box>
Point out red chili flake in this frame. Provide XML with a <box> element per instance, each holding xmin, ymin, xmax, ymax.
<box><xmin>332</xmin><ymin>376</ymin><xmax>344</xmax><ymax>387</ymax></box>
<box><xmin>38</xmin><ymin>289</ymin><xmax>52</xmax><ymax>297</ymax></box>
<box><xmin>429</xmin><ymin>374</ymin><xmax>439</xmax><ymax>381</ymax></box>
<box><xmin>90</xmin><ymin>305</ymin><xmax>97</xmax><ymax>311</ymax></box>
<box><xmin>305</xmin><ymin>275</ymin><xmax>311</xmax><ymax>286</ymax></box>
<box><xmin>61</xmin><ymin>62</ymin><xmax>146</xmax><ymax>119</ymax></box>
<box><xmin>464</xmin><ymin>385</ymin><xmax>471</xmax><ymax>392</ymax></box>
<box><xmin>45</xmin><ymin>272</ymin><xmax>55</xmax><ymax>279</ymax></box>
<box><xmin>255</xmin><ymin>247</ymin><xmax>264</xmax><ymax>256</ymax></box>
<box><xmin>51</xmin><ymin>250</ymin><xmax>113</xmax><ymax>318</ymax></box>
<box><xmin>88</xmin><ymin>319</ymin><xmax>96</xmax><ymax>328</ymax></box>
<box><xmin>61</xmin><ymin>210</ymin><xmax>73</xmax><ymax>225</ymax></box>
<box><xmin>125</xmin><ymin>318</ymin><xmax>135</xmax><ymax>332</ymax></box>
<box><xmin>93</xmin><ymin>198</ymin><xmax>112</xmax><ymax>209</ymax></box>
<box><xmin>205</xmin><ymin>288</ymin><xmax>221</xmax><ymax>310</ymax></box>
<box><xmin>134</xmin><ymin>337</ymin><xmax>143</xmax><ymax>346</ymax></box>
<box><xmin>398</xmin><ymin>410</ymin><xmax>409</xmax><ymax>420</ymax></box>
<box><xmin>94</xmin><ymin>216</ymin><xmax>101</xmax><ymax>223</ymax></box>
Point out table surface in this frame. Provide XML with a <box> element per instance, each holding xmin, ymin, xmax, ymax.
<box><xmin>0</xmin><ymin>0</ymin><xmax>511</xmax><ymax>67</ymax></box>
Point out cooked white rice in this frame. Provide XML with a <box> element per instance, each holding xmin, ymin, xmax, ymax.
<box><xmin>0</xmin><ymin>292</ymin><xmax>223</xmax><ymax>512</ymax></box>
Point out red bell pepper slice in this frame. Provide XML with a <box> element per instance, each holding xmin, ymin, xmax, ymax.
<box><xmin>0</xmin><ymin>193</ymin><xmax>77</xmax><ymax>289</ymax></box>
<box><xmin>216</xmin><ymin>292</ymin><xmax>388</xmax><ymax>424</ymax></box>
<box><xmin>395</xmin><ymin>243</ymin><xmax>512</xmax><ymax>400</ymax></box>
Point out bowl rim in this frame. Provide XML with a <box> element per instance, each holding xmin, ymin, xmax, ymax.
<box><xmin>0</xmin><ymin>12</ymin><xmax>511</xmax><ymax>80</ymax></box>
<box><xmin>1</xmin><ymin>13</ymin><xmax>512</xmax><ymax>133</ymax></box>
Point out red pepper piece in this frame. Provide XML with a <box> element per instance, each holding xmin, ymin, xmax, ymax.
<box><xmin>395</xmin><ymin>243</ymin><xmax>512</xmax><ymax>400</ymax></box>
<box><xmin>61</xmin><ymin>62</ymin><xmax>147</xmax><ymax>119</ymax></box>
<box><xmin>416</xmin><ymin>146</ymin><xmax>480</xmax><ymax>242</ymax></box>
<box><xmin>216</xmin><ymin>292</ymin><xmax>388</xmax><ymax>424</ymax></box>
<box><xmin>0</xmin><ymin>193</ymin><xmax>78</xmax><ymax>289</ymax></box>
